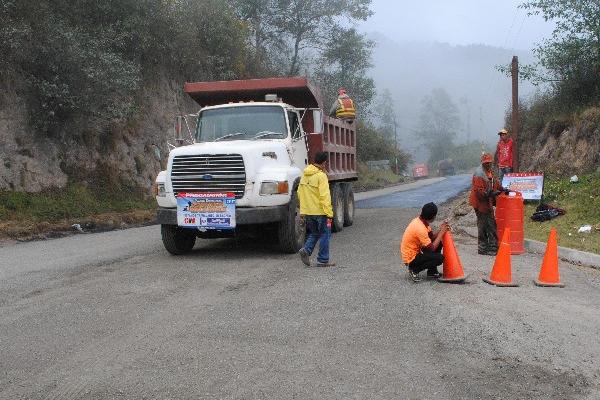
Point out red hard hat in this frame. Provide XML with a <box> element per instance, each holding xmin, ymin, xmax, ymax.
<box><xmin>481</xmin><ymin>153</ymin><xmax>493</xmax><ymax>164</ymax></box>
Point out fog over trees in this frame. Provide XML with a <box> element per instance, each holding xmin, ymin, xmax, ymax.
<box><xmin>366</xmin><ymin>32</ymin><xmax>544</xmax><ymax>162</ymax></box>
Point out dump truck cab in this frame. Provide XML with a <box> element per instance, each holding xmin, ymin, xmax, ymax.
<box><xmin>157</xmin><ymin>101</ymin><xmax>309</xmax><ymax>210</ymax></box>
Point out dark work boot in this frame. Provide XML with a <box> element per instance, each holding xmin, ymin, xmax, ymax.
<box><xmin>298</xmin><ymin>248</ymin><xmax>310</xmax><ymax>266</ymax></box>
<box><xmin>408</xmin><ymin>269</ymin><xmax>421</xmax><ymax>282</ymax></box>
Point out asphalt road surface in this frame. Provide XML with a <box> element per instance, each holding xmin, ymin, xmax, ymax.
<box><xmin>1</xmin><ymin>179</ymin><xmax>600</xmax><ymax>399</ymax></box>
<box><xmin>357</xmin><ymin>174</ymin><xmax>472</xmax><ymax>208</ymax></box>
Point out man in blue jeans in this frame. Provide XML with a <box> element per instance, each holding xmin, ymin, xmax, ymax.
<box><xmin>297</xmin><ymin>151</ymin><xmax>335</xmax><ymax>267</ymax></box>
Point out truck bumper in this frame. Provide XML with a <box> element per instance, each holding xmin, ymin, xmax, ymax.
<box><xmin>156</xmin><ymin>206</ymin><xmax>288</xmax><ymax>226</ymax></box>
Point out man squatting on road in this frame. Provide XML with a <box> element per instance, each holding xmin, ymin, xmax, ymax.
<box><xmin>297</xmin><ymin>151</ymin><xmax>336</xmax><ymax>267</ymax></box>
<box><xmin>400</xmin><ymin>202</ymin><xmax>450</xmax><ymax>282</ymax></box>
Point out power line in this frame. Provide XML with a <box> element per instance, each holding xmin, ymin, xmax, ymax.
<box><xmin>476</xmin><ymin>5</ymin><xmax>522</xmax><ymax>143</ymax></box>
<box><xmin>510</xmin><ymin>13</ymin><xmax>528</xmax><ymax>51</ymax></box>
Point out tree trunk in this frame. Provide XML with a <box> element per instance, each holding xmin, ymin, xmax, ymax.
<box><xmin>288</xmin><ymin>36</ymin><xmax>301</xmax><ymax>76</ymax></box>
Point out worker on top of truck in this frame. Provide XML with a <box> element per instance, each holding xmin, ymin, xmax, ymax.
<box><xmin>329</xmin><ymin>88</ymin><xmax>356</xmax><ymax>123</ymax></box>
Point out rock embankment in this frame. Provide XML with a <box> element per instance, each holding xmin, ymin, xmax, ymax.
<box><xmin>0</xmin><ymin>76</ymin><xmax>196</xmax><ymax>194</ymax></box>
<box><xmin>519</xmin><ymin>107</ymin><xmax>600</xmax><ymax>176</ymax></box>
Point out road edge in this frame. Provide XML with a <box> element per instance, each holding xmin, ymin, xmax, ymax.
<box><xmin>524</xmin><ymin>238</ymin><xmax>600</xmax><ymax>269</ymax></box>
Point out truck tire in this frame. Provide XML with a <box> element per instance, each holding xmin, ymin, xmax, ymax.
<box><xmin>342</xmin><ymin>183</ymin><xmax>355</xmax><ymax>227</ymax></box>
<box><xmin>331</xmin><ymin>183</ymin><xmax>344</xmax><ymax>232</ymax></box>
<box><xmin>278</xmin><ymin>190</ymin><xmax>305</xmax><ymax>253</ymax></box>
<box><xmin>161</xmin><ymin>224</ymin><xmax>196</xmax><ymax>255</ymax></box>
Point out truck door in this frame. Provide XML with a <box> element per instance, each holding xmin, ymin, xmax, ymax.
<box><xmin>288</xmin><ymin>110</ymin><xmax>308</xmax><ymax>168</ymax></box>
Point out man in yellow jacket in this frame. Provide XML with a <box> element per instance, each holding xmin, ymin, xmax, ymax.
<box><xmin>297</xmin><ymin>151</ymin><xmax>335</xmax><ymax>267</ymax></box>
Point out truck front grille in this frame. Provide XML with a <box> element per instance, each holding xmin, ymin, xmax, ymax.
<box><xmin>170</xmin><ymin>154</ymin><xmax>246</xmax><ymax>199</ymax></box>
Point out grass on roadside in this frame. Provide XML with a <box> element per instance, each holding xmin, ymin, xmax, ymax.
<box><xmin>355</xmin><ymin>163</ymin><xmax>409</xmax><ymax>191</ymax></box>
<box><xmin>0</xmin><ymin>184</ymin><xmax>155</xmax><ymax>239</ymax></box>
<box><xmin>524</xmin><ymin>172</ymin><xmax>600</xmax><ymax>254</ymax></box>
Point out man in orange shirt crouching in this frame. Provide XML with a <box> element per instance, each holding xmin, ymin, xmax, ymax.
<box><xmin>400</xmin><ymin>202</ymin><xmax>449</xmax><ymax>282</ymax></box>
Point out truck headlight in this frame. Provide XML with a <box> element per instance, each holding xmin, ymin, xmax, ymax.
<box><xmin>260</xmin><ymin>181</ymin><xmax>289</xmax><ymax>195</ymax></box>
<box><xmin>153</xmin><ymin>182</ymin><xmax>166</xmax><ymax>197</ymax></box>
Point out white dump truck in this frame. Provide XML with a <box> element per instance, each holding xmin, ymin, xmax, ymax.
<box><xmin>154</xmin><ymin>77</ymin><xmax>357</xmax><ymax>254</ymax></box>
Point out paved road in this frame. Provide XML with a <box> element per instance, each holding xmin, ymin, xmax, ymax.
<box><xmin>1</xmin><ymin>180</ymin><xmax>600</xmax><ymax>399</ymax></box>
<box><xmin>357</xmin><ymin>174</ymin><xmax>471</xmax><ymax>208</ymax></box>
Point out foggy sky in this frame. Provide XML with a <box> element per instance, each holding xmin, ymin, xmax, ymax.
<box><xmin>355</xmin><ymin>0</ymin><xmax>556</xmax><ymax>163</ymax></box>
<box><xmin>359</xmin><ymin>0</ymin><xmax>555</xmax><ymax>51</ymax></box>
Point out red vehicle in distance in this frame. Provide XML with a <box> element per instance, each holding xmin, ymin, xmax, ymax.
<box><xmin>412</xmin><ymin>163</ymin><xmax>429</xmax><ymax>179</ymax></box>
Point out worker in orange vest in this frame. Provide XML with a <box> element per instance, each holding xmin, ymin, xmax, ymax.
<box><xmin>469</xmin><ymin>153</ymin><xmax>504</xmax><ymax>256</ymax></box>
<box><xmin>329</xmin><ymin>88</ymin><xmax>356</xmax><ymax>123</ymax></box>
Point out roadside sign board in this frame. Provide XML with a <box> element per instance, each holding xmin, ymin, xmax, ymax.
<box><xmin>367</xmin><ymin>160</ymin><xmax>390</xmax><ymax>170</ymax></box>
<box><xmin>176</xmin><ymin>192</ymin><xmax>236</xmax><ymax>229</ymax></box>
<box><xmin>502</xmin><ymin>172</ymin><xmax>544</xmax><ymax>200</ymax></box>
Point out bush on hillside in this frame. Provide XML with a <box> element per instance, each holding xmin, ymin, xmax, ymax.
<box><xmin>356</xmin><ymin>122</ymin><xmax>410</xmax><ymax>173</ymax></box>
<box><xmin>520</xmin><ymin>1</ymin><xmax>600</xmax><ymax>112</ymax></box>
<box><xmin>0</xmin><ymin>0</ymin><xmax>246</xmax><ymax>135</ymax></box>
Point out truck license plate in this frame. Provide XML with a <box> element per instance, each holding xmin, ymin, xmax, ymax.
<box><xmin>176</xmin><ymin>193</ymin><xmax>236</xmax><ymax>229</ymax></box>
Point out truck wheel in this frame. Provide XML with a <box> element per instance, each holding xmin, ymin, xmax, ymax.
<box><xmin>278</xmin><ymin>190</ymin><xmax>305</xmax><ymax>253</ymax></box>
<box><xmin>161</xmin><ymin>224</ymin><xmax>196</xmax><ymax>255</ymax></box>
<box><xmin>331</xmin><ymin>183</ymin><xmax>344</xmax><ymax>232</ymax></box>
<box><xmin>342</xmin><ymin>183</ymin><xmax>355</xmax><ymax>227</ymax></box>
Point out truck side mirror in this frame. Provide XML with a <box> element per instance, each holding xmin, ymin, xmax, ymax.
<box><xmin>174</xmin><ymin>115</ymin><xmax>184</xmax><ymax>146</ymax></box>
<box><xmin>312</xmin><ymin>109</ymin><xmax>323</xmax><ymax>133</ymax></box>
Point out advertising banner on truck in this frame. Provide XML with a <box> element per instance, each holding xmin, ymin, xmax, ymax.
<box><xmin>176</xmin><ymin>192</ymin><xmax>236</xmax><ymax>229</ymax></box>
<box><xmin>502</xmin><ymin>172</ymin><xmax>544</xmax><ymax>200</ymax></box>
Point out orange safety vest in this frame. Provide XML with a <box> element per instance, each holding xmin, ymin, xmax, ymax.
<box><xmin>335</xmin><ymin>97</ymin><xmax>356</xmax><ymax>119</ymax></box>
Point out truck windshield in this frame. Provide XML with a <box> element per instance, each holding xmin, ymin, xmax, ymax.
<box><xmin>196</xmin><ymin>105</ymin><xmax>288</xmax><ymax>142</ymax></box>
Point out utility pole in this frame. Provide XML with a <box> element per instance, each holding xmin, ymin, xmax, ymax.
<box><xmin>511</xmin><ymin>56</ymin><xmax>519</xmax><ymax>172</ymax></box>
<box><xmin>459</xmin><ymin>97</ymin><xmax>471</xmax><ymax>142</ymax></box>
<box><xmin>393</xmin><ymin>116</ymin><xmax>398</xmax><ymax>174</ymax></box>
<box><xmin>479</xmin><ymin>106</ymin><xmax>483</xmax><ymax>140</ymax></box>
<box><xmin>466</xmin><ymin>104</ymin><xmax>471</xmax><ymax>142</ymax></box>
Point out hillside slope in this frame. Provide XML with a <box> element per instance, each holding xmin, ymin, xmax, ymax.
<box><xmin>519</xmin><ymin>107</ymin><xmax>600</xmax><ymax>175</ymax></box>
<box><xmin>0</xmin><ymin>75</ymin><xmax>196</xmax><ymax>194</ymax></box>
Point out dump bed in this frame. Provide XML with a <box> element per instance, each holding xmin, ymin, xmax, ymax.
<box><xmin>184</xmin><ymin>77</ymin><xmax>321</xmax><ymax>108</ymax></box>
<box><xmin>306</xmin><ymin>117</ymin><xmax>357</xmax><ymax>181</ymax></box>
<box><xmin>184</xmin><ymin>77</ymin><xmax>357</xmax><ymax>182</ymax></box>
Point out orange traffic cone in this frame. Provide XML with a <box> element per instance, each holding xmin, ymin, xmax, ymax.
<box><xmin>534</xmin><ymin>228</ymin><xmax>564</xmax><ymax>287</ymax></box>
<box><xmin>438</xmin><ymin>231</ymin><xmax>466</xmax><ymax>283</ymax></box>
<box><xmin>483</xmin><ymin>228</ymin><xmax>519</xmax><ymax>287</ymax></box>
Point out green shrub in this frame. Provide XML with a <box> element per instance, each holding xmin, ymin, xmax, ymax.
<box><xmin>0</xmin><ymin>184</ymin><xmax>154</xmax><ymax>222</ymax></box>
<box><xmin>356</xmin><ymin>163</ymin><xmax>404</xmax><ymax>191</ymax></box>
<box><xmin>0</xmin><ymin>191</ymin><xmax>31</xmax><ymax>211</ymax></box>
<box><xmin>356</xmin><ymin>122</ymin><xmax>410</xmax><ymax>172</ymax></box>
<box><xmin>1</xmin><ymin>0</ymin><xmax>247</xmax><ymax>135</ymax></box>
<box><xmin>525</xmin><ymin>171</ymin><xmax>600</xmax><ymax>254</ymax></box>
